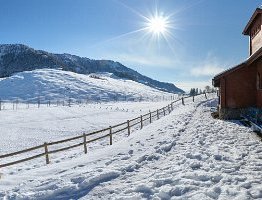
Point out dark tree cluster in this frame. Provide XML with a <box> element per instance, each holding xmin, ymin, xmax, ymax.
<box><xmin>189</xmin><ymin>86</ymin><xmax>216</xmax><ymax>96</ymax></box>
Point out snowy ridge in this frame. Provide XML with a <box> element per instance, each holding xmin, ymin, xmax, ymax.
<box><xmin>0</xmin><ymin>68</ymin><xmax>175</xmax><ymax>102</ymax></box>
<box><xmin>1</xmin><ymin>95</ymin><xmax>262</xmax><ymax>199</ymax></box>
<box><xmin>0</xmin><ymin>44</ymin><xmax>31</xmax><ymax>55</ymax></box>
<box><xmin>0</xmin><ymin>44</ymin><xmax>184</xmax><ymax>93</ymax></box>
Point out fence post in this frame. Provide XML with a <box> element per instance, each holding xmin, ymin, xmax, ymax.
<box><xmin>44</xmin><ymin>142</ymin><xmax>50</xmax><ymax>164</ymax></box>
<box><xmin>205</xmin><ymin>92</ymin><xmax>207</xmax><ymax>99</ymax></box>
<box><xmin>193</xmin><ymin>95</ymin><xmax>194</xmax><ymax>102</ymax></box>
<box><xmin>182</xmin><ymin>97</ymin><xmax>185</xmax><ymax>105</ymax></box>
<box><xmin>83</xmin><ymin>133</ymin><xmax>87</xmax><ymax>154</ymax></box>
<box><xmin>171</xmin><ymin>103</ymin><xmax>173</xmax><ymax>111</ymax></box>
<box><xmin>109</xmin><ymin>126</ymin><xmax>112</xmax><ymax>145</ymax></box>
<box><xmin>163</xmin><ymin>108</ymin><xmax>166</xmax><ymax>116</ymax></box>
<box><xmin>157</xmin><ymin>109</ymin><xmax>159</xmax><ymax>119</ymax></box>
<box><xmin>149</xmin><ymin>111</ymin><xmax>152</xmax><ymax>123</ymax></box>
<box><xmin>38</xmin><ymin>97</ymin><xmax>40</xmax><ymax>108</ymax></box>
<box><xmin>168</xmin><ymin>105</ymin><xmax>171</xmax><ymax>113</ymax></box>
<box><xmin>140</xmin><ymin>115</ymin><xmax>143</xmax><ymax>129</ymax></box>
<box><xmin>127</xmin><ymin>120</ymin><xmax>131</xmax><ymax>136</ymax></box>
<box><xmin>68</xmin><ymin>98</ymin><xmax>71</xmax><ymax>107</ymax></box>
<box><xmin>16</xmin><ymin>99</ymin><xmax>18</xmax><ymax>110</ymax></box>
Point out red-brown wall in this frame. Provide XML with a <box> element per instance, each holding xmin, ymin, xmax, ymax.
<box><xmin>256</xmin><ymin>57</ymin><xmax>262</xmax><ymax>107</ymax></box>
<box><xmin>220</xmin><ymin>64</ymin><xmax>257</xmax><ymax>108</ymax></box>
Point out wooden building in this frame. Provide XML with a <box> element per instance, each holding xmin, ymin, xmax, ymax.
<box><xmin>213</xmin><ymin>8</ymin><xmax>262</xmax><ymax>119</ymax></box>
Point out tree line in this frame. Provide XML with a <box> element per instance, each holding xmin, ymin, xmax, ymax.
<box><xmin>189</xmin><ymin>85</ymin><xmax>216</xmax><ymax>96</ymax></box>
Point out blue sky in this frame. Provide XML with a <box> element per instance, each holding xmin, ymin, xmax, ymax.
<box><xmin>0</xmin><ymin>0</ymin><xmax>261</xmax><ymax>91</ymax></box>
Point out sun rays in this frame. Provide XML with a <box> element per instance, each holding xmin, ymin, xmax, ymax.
<box><xmin>146</xmin><ymin>15</ymin><xmax>169</xmax><ymax>35</ymax></box>
<box><xmin>90</xmin><ymin>1</ymin><xmax>183</xmax><ymax>55</ymax></box>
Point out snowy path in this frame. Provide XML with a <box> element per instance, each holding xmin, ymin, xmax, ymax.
<box><xmin>1</xmin><ymin>98</ymin><xmax>262</xmax><ymax>199</ymax></box>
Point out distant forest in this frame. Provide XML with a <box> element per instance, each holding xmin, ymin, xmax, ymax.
<box><xmin>189</xmin><ymin>86</ymin><xmax>216</xmax><ymax>96</ymax></box>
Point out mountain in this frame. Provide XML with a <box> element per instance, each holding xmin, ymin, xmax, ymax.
<box><xmin>0</xmin><ymin>69</ymin><xmax>177</xmax><ymax>101</ymax></box>
<box><xmin>0</xmin><ymin>44</ymin><xmax>184</xmax><ymax>93</ymax></box>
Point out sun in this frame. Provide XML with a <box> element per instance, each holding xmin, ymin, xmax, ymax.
<box><xmin>147</xmin><ymin>16</ymin><xmax>168</xmax><ymax>35</ymax></box>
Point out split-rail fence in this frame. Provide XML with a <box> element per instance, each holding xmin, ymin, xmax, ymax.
<box><xmin>0</xmin><ymin>92</ymin><xmax>214</xmax><ymax>169</ymax></box>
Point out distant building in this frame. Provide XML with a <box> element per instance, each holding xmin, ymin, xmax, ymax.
<box><xmin>213</xmin><ymin>8</ymin><xmax>262</xmax><ymax>119</ymax></box>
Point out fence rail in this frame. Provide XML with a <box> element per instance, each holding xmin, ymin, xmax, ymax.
<box><xmin>0</xmin><ymin>94</ymin><xmax>181</xmax><ymax>111</ymax></box>
<box><xmin>0</xmin><ymin>92</ymin><xmax>216</xmax><ymax>169</ymax></box>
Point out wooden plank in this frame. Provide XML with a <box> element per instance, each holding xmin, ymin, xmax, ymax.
<box><xmin>0</xmin><ymin>153</ymin><xmax>46</xmax><ymax>168</ymax></box>
<box><xmin>48</xmin><ymin>135</ymin><xmax>83</xmax><ymax>145</ymax></box>
<box><xmin>130</xmin><ymin>120</ymin><xmax>141</xmax><ymax>127</ymax></box>
<box><xmin>142</xmin><ymin>116</ymin><xmax>151</xmax><ymax>121</ymax></box>
<box><xmin>85</xmin><ymin>127</ymin><xmax>110</xmax><ymax>137</ymax></box>
<box><xmin>0</xmin><ymin>144</ymin><xmax>45</xmax><ymax>158</ymax></box>
<box><xmin>111</xmin><ymin>121</ymin><xmax>128</xmax><ymax>129</ymax></box>
<box><xmin>142</xmin><ymin>112</ymin><xmax>150</xmax><ymax>117</ymax></box>
<box><xmin>129</xmin><ymin>116</ymin><xmax>141</xmax><ymax>122</ymax></box>
<box><xmin>48</xmin><ymin>142</ymin><xmax>84</xmax><ymax>154</ymax></box>
<box><xmin>112</xmin><ymin>126</ymin><xmax>128</xmax><ymax>134</ymax></box>
<box><xmin>86</xmin><ymin>134</ymin><xmax>110</xmax><ymax>143</ymax></box>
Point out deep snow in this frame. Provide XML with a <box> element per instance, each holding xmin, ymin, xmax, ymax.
<box><xmin>0</xmin><ymin>68</ymin><xmax>176</xmax><ymax>102</ymax></box>
<box><xmin>1</xmin><ymin>94</ymin><xmax>261</xmax><ymax>200</ymax></box>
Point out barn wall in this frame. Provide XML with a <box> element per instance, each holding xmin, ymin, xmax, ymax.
<box><xmin>256</xmin><ymin>57</ymin><xmax>262</xmax><ymax>107</ymax></box>
<box><xmin>220</xmin><ymin>77</ymin><xmax>226</xmax><ymax>108</ymax></box>
<box><xmin>224</xmin><ymin>65</ymin><xmax>256</xmax><ymax>108</ymax></box>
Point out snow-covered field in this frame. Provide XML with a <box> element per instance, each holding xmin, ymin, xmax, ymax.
<box><xmin>1</xmin><ymin>94</ymin><xmax>262</xmax><ymax>199</ymax></box>
<box><xmin>0</xmin><ymin>100</ymin><xmax>175</xmax><ymax>154</ymax></box>
<box><xmin>0</xmin><ymin>68</ymin><xmax>176</xmax><ymax>102</ymax></box>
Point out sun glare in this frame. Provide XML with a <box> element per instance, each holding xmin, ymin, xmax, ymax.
<box><xmin>147</xmin><ymin>16</ymin><xmax>168</xmax><ymax>35</ymax></box>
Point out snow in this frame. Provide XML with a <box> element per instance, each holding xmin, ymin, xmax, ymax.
<box><xmin>1</xmin><ymin>94</ymin><xmax>262</xmax><ymax>199</ymax></box>
<box><xmin>0</xmin><ymin>68</ymin><xmax>176</xmax><ymax>102</ymax></box>
<box><xmin>0</xmin><ymin>100</ymin><xmax>173</xmax><ymax>154</ymax></box>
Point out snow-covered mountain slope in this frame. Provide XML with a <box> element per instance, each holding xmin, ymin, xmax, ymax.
<box><xmin>1</xmin><ymin>96</ymin><xmax>262</xmax><ymax>199</ymax></box>
<box><xmin>0</xmin><ymin>44</ymin><xmax>184</xmax><ymax>93</ymax></box>
<box><xmin>0</xmin><ymin>68</ymin><xmax>176</xmax><ymax>102</ymax></box>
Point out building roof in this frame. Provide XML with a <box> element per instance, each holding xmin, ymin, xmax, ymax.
<box><xmin>243</xmin><ymin>8</ymin><xmax>262</xmax><ymax>35</ymax></box>
<box><xmin>213</xmin><ymin>47</ymin><xmax>262</xmax><ymax>87</ymax></box>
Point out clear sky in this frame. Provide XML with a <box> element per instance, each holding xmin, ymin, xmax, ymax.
<box><xmin>0</xmin><ymin>0</ymin><xmax>261</xmax><ymax>91</ymax></box>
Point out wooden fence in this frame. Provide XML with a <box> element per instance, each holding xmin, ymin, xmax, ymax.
<box><xmin>0</xmin><ymin>92</ymin><xmax>215</xmax><ymax>168</ymax></box>
<box><xmin>0</xmin><ymin>94</ymin><xmax>179</xmax><ymax>111</ymax></box>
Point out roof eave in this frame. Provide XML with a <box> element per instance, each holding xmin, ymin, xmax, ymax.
<box><xmin>213</xmin><ymin>47</ymin><xmax>262</xmax><ymax>82</ymax></box>
<box><xmin>243</xmin><ymin>8</ymin><xmax>262</xmax><ymax>35</ymax></box>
